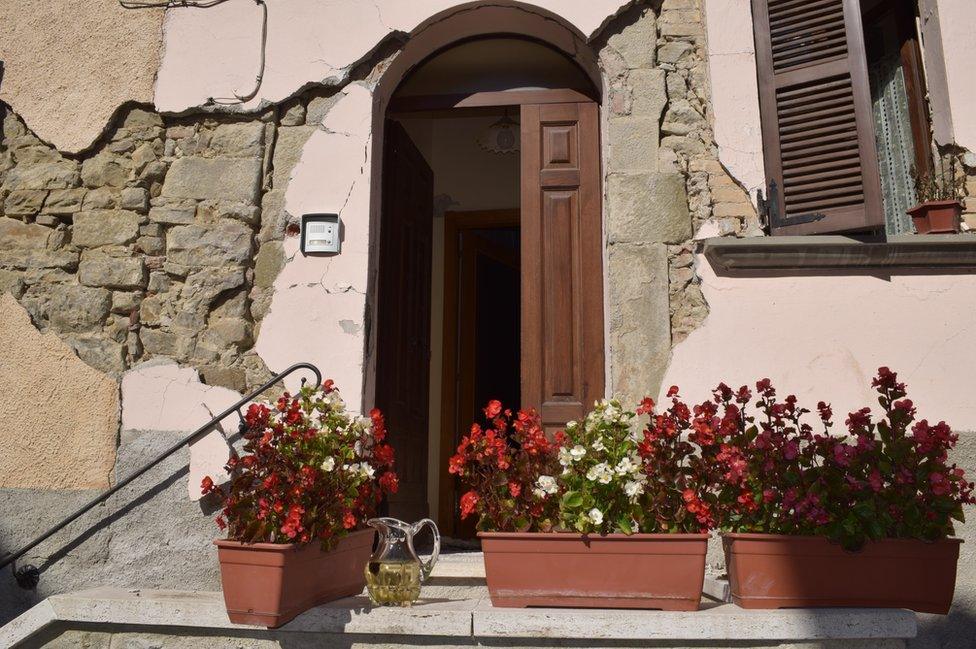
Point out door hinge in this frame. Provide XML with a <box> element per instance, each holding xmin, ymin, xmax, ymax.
<box><xmin>759</xmin><ymin>181</ymin><xmax>827</xmax><ymax>233</ymax></box>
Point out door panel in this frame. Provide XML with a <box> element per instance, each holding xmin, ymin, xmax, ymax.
<box><xmin>520</xmin><ymin>102</ymin><xmax>604</xmax><ymax>433</ymax></box>
<box><xmin>376</xmin><ymin>120</ymin><xmax>433</xmax><ymax>521</ymax></box>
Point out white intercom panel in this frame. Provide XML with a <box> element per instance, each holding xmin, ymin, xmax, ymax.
<box><xmin>301</xmin><ymin>213</ymin><xmax>341</xmax><ymax>254</ymax></box>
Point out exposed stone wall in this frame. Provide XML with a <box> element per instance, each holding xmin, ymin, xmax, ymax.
<box><xmin>0</xmin><ymin>96</ymin><xmax>347</xmax><ymax>392</ymax></box>
<box><xmin>600</xmin><ymin>0</ymin><xmax>759</xmax><ymax>405</ymax></box>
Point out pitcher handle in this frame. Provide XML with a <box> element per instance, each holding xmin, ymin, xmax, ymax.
<box><xmin>413</xmin><ymin>518</ymin><xmax>440</xmax><ymax>581</ymax></box>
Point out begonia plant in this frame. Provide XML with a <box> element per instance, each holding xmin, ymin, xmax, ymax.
<box><xmin>202</xmin><ymin>380</ymin><xmax>399</xmax><ymax>547</ymax></box>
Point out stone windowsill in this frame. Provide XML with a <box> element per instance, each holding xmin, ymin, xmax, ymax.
<box><xmin>702</xmin><ymin>234</ymin><xmax>976</xmax><ymax>275</ymax></box>
<box><xmin>1</xmin><ymin>584</ymin><xmax>917</xmax><ymax>647</ymax></box>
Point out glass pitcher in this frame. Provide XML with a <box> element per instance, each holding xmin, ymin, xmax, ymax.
<box><xmin>364</xmin><ymin>517</ymin><xmax>440</xmax><ymax>606</ymax></box>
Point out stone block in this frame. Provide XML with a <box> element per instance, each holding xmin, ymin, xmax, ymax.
<box><xmin>73</xmin><ymin>210</ymin><xmax>141</xmax><ymax>247</ymax></box>
<box><xmin>45</xmin><ymin>187</ymin><xmax>87</xmax><ymax>215</ymax></box>
<box><xmin>136</xmin><ymin>236</ymin><xmax>165</xmax><ymax>255</ymax></box>
<box><xmin>272</xmin><ymin>125</ymin><xmax>315</xmax><ymax>188</ymax></box>
<box><xmin>0</xmin><ymin>270</ymin><xmax>25</xmax><ymax>298</ymax></box>
<box><xmin>258</xmin><ymin>188</ymin><xmax>287</xmax><ymax>242</ymax></box>
<box><xmin>253</xmin><ymin>241</ymin><xmax>284</xmax><ymax>288</ymax></box>
<box><xmin>80</xmin><ymin>153</ymin><xmax>132</xmax><ymax>188</ymax></box>
<box><xmin>629</xmin><ymin>68</ymin><xmax>668</xmax><ymax>118</ymax></box>
<box><xmin>67</xmin><ymin>335</ymin><xmax>126</xmax><ymax>374</ymax></box>
<box><xmin>607</xmin><ymin>172</ymin><xmax>692</xmax><ymax>244</ymax></box>
<box><xmin>209</xmin><ymin>122</ymin><xmax>265</xmax><ymax>157</ymax></box>
<box><xmin>1</xmin><ymin>160</ymin><xmax>80</xmax><ymax>191</ymax></box>
<box><xmin>607</xmin><ymin>242</ymin><xmax>671</xmax><ymax>406</ymax></box>
<box><xmin>201</xmin><ymin>317</ymin><xmax>252</xmax><ymax>349</ymax></box>
<box><xmin>607</xmin><ymin>117</ymin><xmax>660</xmax><ymax>173</ymax></box>
<box><xmin>48</xmin><ymin>284</ymin><xmax>111</xmax><ymax>332</ymax></box>
<box><xmin>111</xmin><ymin>291</ymin><xmax>143</xmax><ymax>314</ymax></box>
<box><xmin>306</xmin><ymin>92</ymin><xmax>341</xmax><ymax>125</ymax></box>
<box><xmin>606</xmin><ymin>7</ymin><xmax>657</xmax><ymax>69</ymax></box>
<box><xmin>140</xmin><ymin>327</ymin><xmax>193</xmax><ymax>358</ymax></box>
<box><xmin>122</xmin><ymin>108</ymin><xmax>164</xmax><ymax>129</ymax></box>
<box><xmin>79</xmin><ymin>256</ymin><xmax>146</xmax><ymax>290</ymax></box>
<box><xmin>197</xmin><ymin>200</ymin><xmax>261</xmax><ymax>225</ymax></box>
<box><xmin>659</xmin><ymin>40</ymin><xmax>694</xmax><ymax>64</ymax></box>
<box><xmin>161</xmin><ymin>157</ymin><xmax>262</xmax><ymax>203</ymax></box>
<box><xmin>0</xmin><ymin>247</ymin><xmax>79</xmax><ymax>271</ymax></box>
<box><xmin>280</xmin><ymin>100</ymin><xmax>307</xmax><ymax>126</ymax></box>
<box><xmin>3</xmin><ymin>189</ymin><xmax>47</xmax><ymax>216</ymax></box>
<box><xmin>0</xmin><ymin>217</ymin><xmax>51</xmax><ymax>248</ymax></box>
<box><xmin>120</xmin><ymin>187</ymin><xmax>149</xmax><ymax>213</ymax></box>
<box><xmin>166</xmin><ymin>220</ymin><xmax>253</xmax><ymax>267</ymax></box>
<box><xmin>148</xmin><ymin>204</ymin><xmax>195</xmax><ymax>225</ymax></box>
<box><xmin>81</xmin><ymin>187</ymin><xmax>120</xmax><ymax>210</ymax></box>
<box><xmin>199</xmin><ymin>364</ymin><xmax>248</xmax><ymax>392</ymax></box>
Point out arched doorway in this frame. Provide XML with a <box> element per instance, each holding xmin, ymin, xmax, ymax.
<box><xmin>372</xmin><ymin>32</ymin><xmax>605</xmax><ymax>538</ymax></box>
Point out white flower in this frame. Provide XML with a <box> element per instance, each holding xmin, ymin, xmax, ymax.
<box><xmin>570</xmin><ymin>445</ymin><xmax>587</xmax><ymax>460</ymax></box>
<box><xmin>362</xmin><ymin>462</ymin><xmax>376</xmax><ymax>478</ymax></box>
<box><xmin>586</xmin><ymin>462</ymin><xmax>613</xmax><ymax>484</ymax></box>
<box><xmin>343</xmin><ymin>463</ymin><xmax>356</xmax><ymax>473</ymax></box>
<box><xmin>532</xmin><ymin>488</ymin><xmax>547</xmax><ymax>499</ymax></box>
<box><xmin>536</xmin><ymin>475</ymin><xmax>558</xmax><ymax>495</ymax></box>
<box><xmin>320</xmin><ymin>456</ymin><xmax>336</xmax><ymax>472</ymax></box>
<box><xmin>558</xmin><ymin>447</ymin><xmax>573</xmax><ymax>467</ymax></box>
<box><xmin>623</xmin><ymin>480</ymin><xmax>644</xmax><ymax>498</ymax></box>
<box><xmin>591</xmin><ymin>438</ymin><xmax>606</xmax><ymax>452</ymax></box>
<box><xmin>615</xmin><ymin>456</ymin><xmax>639</xmax><ymax>476</ymax></box>
<box><xmin>587</xmin><ymin>508</ymin><xmax>604</xmax><ymax>526</ymax></box>
<box><xmin>566</xmin><ymin>420</ymin><xmax>578</xmax><ymax>431</ymax></box>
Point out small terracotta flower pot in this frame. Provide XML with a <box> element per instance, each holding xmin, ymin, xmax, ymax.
<box><xmin>215</xmin><ymin>528</ymin><xmax>374</xmax><ymax>627</ymax></box>
<box><xmin>479</xmin><ymin>531</ymin><xmax>708</xmax><ymax>610</ymax></box>
<box><xmin>908</xmin><ymin>200</ymin><xmax>962</xmax><ymax>234</ymax></box>
<box><xmin>723</xmin><ymin>533</ymin><xmax>962</xmax><ymax>614</ymax></box>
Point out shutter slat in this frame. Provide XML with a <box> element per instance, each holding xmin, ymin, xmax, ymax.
<box><xmin>753</xmin><ymin>0</ymin><xmax>883</xmax><ymax>233</ymax></box>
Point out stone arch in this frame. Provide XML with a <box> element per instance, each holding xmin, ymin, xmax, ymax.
<box><xmin>362</xmin><ymin>1</ymin><xmax>605</xmax><ymax>407</ymax></box>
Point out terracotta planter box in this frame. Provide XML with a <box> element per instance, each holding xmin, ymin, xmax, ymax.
<box><xmin>908</xmin><ymin>200</ymin><xmax>962</xmax><ymax>234</ymax></box>
<box><xmin>723</xmin><ymin>533</ymin><xmax>962</xmax><ymax>614</ymax></box>
<box><xmin>479</xmin><ymin>531</ymin><xmax>708</xmax><ymax>610</ymax></box>
<box><xmin>215</xmin><ymin>528</ymin><xmax>374</xmax><ymax>627</ymax></box>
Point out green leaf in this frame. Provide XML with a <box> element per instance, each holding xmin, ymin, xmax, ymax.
<box><xmin>561</xmin><ymin>491</ymin><xmax>583</xmax><ymax>509</ymax></box>
<box><xmin>617</xmin><ymin>517</ymin><xmax>633</xmax><ymax>535</ymax></box>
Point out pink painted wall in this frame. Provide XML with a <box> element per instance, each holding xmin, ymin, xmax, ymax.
<box><xmin>663</xmin><ymin>256</ymin><xmax>976</xmax><ymax>431</ymax></box>
<box><xmin>933</xmin><ymin>0</ymin><xmax>976</xmax><ymax>151</ymax></box>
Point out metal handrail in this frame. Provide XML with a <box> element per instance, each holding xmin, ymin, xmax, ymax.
<box><xmin>0</xmin><ymin>362</ymin><xmax>322</xmax><ymax>587</ymax></box>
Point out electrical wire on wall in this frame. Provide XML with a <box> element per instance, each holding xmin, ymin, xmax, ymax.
<box><xmin>118</xmin><ymin>0</ymin><xmax>267</xmax><ymax>106</ymax></box>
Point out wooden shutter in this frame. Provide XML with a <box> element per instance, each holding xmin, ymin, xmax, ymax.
<box><xmin>520</xmin><ymin>102</ymin><xmax>604</xmax><ymax>433</ymax></box>
<box><xmin>753</xmin><ymin>0</ymin><xmax>884</xmax><ymax>235</ymax></box>
<box><xmin>376</xmin><ymin>121</ymin><xmax>433</xmax><ymax>521</ymax></box>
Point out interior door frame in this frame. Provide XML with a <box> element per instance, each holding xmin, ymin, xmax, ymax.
<box><xmin>438</xmin><ymin>208</ymin><xmax>520</xmax><ymax>535</ymax></box>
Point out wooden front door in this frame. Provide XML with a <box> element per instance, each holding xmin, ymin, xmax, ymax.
<box><xmin>376</xmin><ymin>120</ymin><xmax>434</xmax><ymax>521</ymax></box>
<box><xmin>520</xmin><ymin>102</ymin><xmax>605</xmax><ymax>432</ymax></box>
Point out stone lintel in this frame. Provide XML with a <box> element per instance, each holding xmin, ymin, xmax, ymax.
<box><xmin>704</xmin><ymin>234</ymin><xmax>976</xmax><ymax>275</ymax></box>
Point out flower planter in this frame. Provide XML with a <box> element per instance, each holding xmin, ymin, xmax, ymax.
<box><xmin>723</xmin><ymin>533</ymin><xmax>962</xmax><ymax>614</ymax></box>
<box><xmin>908</xmin><ymin>200</ymin><xmax>962</xmax><ymax>234</ymax></box>
<box><xmin>479</xmin><ymin>531</ymin><xmax>709</xmax><ymax>610</ymax></box>
<box><xmin>215</xmin><ymin>528</ymin><xmax>375</xmax><ymax>627</ymax></box>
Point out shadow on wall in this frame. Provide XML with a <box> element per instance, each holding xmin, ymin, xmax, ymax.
<box><xmin>0</xmin><ymin>430</ymin><xmax>223</xmax><ymax>627</ymax></box>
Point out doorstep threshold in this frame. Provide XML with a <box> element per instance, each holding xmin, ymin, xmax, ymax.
<box><xmin>0</xmin><ymin>584</ymin><xmax>917</xmax><ymax>647</ymax></box>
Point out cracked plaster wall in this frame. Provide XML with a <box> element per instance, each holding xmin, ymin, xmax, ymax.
<box><xmin>0</xmin><ymin>1</ymin><xmax>164</xmax><ymax>154</ymax></box>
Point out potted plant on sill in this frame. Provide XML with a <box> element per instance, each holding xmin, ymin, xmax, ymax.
<box><xmin>908</xmin><ymin>159</ymin><xmax>966</xmax><ymax>234</ymax></box>
<box><xmin>202</xmin><ymin>381</ymin><xmax>399</xmax><ymax>627</ymax></box>
<box><xmin>449</xmin><ymin>399</ymin><xmax>712</xmax><ymax>610</ymax></box>
<box><xmin>682</xmin><ymin>369</ymin><xmax>973</xmax><ymax>614</ymax></box>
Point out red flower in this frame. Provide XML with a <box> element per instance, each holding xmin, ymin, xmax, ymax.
<box><xmin>200</xmin><ymin>476</ymin><xmax>216</xmax><ymax>495</ymax></box>
<box><xmin>323</xmin><ymin>379</ymin><xmax>335</xmax><ymax>393</ymax></box>
<box><xmin>636</xmin><ymin>397</ymin><xmax>655</xmax><ymax>415</ymax></box>
<box><xmin>379</xmin><ymin>471</ymin><xmax>399</xmax><ymax>494</ymax></box>
<box><xmin>667</xmin><ymin>385</ymin><xmax>680</xmax><ymax>398</ymax></box>
<box><xmin>484</xmin><ymin>400</ymin><xmax>503</xmax><ymax>419</ymax></box>
<box><xmin>460</xmin><ymin>490</ymin><xmax>480</xmax><ymax>520</ymax></box>
<box><xmin>343</xmin><ymin>511</ymin><xmax>357</xmax><ymax>530</ymax></box>
<box><xmin>508</xmin><ymin>481</ymin><xmax>522</xmax><ymax>498</ymax></box>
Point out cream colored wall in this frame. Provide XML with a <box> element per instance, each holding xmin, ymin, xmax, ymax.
<box><xmin>933</xmin><ymin>0</ymin><xmax>976</xmax><ymax>151</ymax></box>
<box><xmin>0</xmin><ymin>294</ymin><xmax>119</xmax><ymax>489</ymax></box>
<box><xmin>663</xmin><ymin>257</ymin><xmax>976</xmax><ymax>432</ymax></box>
<box><xmin>0</xmin><ymin>1</ymin><xmax>163</xmax><ymax>153</ymax></box>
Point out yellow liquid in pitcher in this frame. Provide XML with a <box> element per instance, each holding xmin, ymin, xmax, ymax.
<box><xmin>365</xmin><ymin>560</ymin><xmax>422</xmax><ymax>606</ymax></box>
